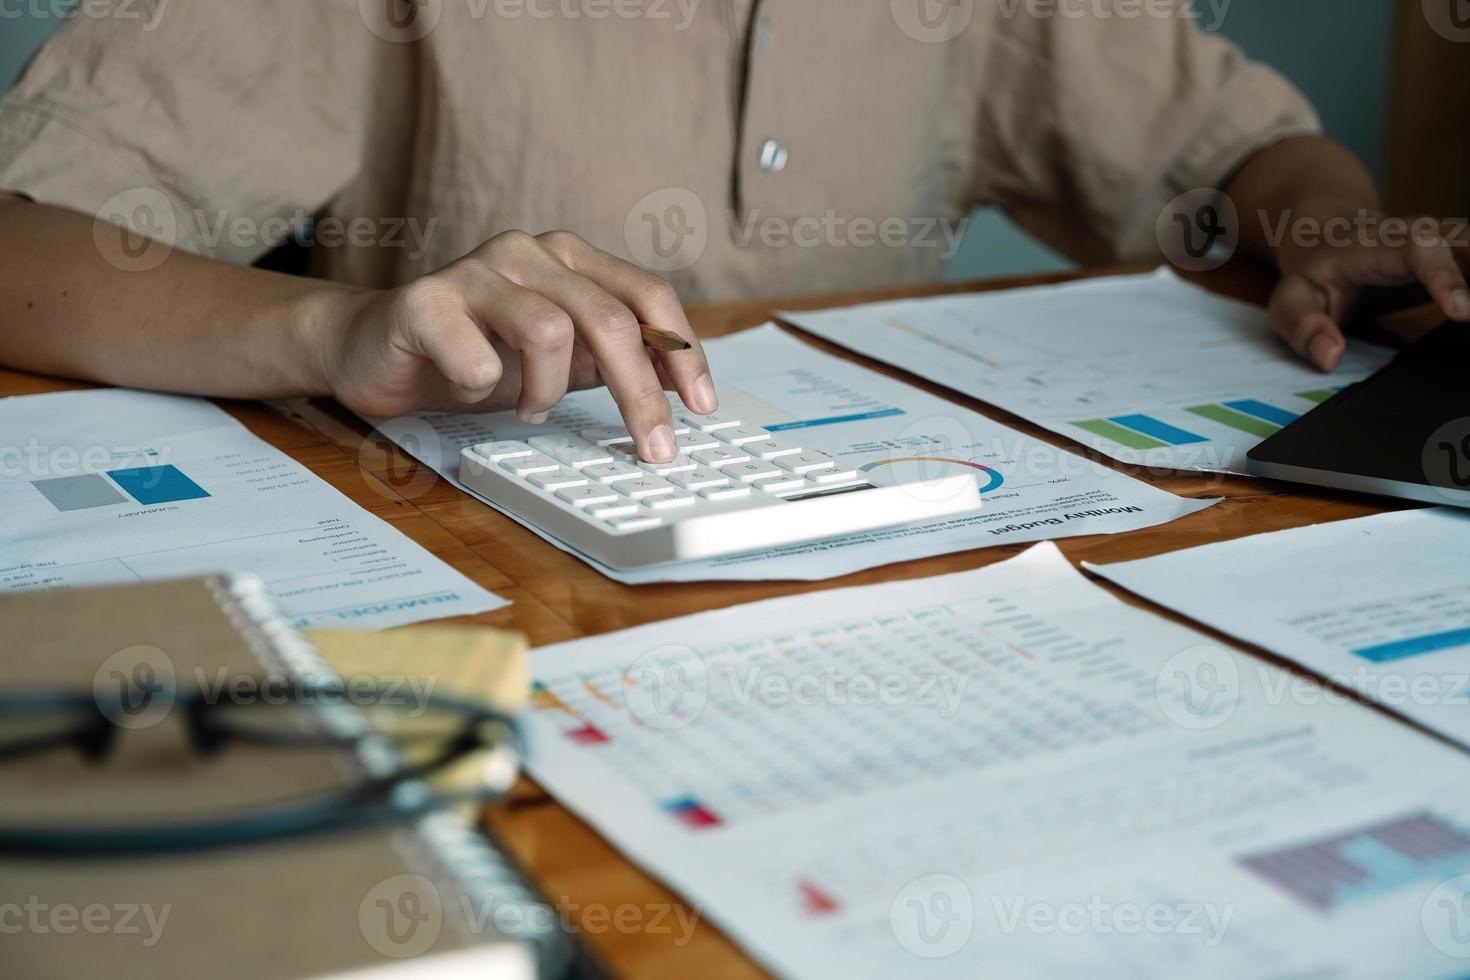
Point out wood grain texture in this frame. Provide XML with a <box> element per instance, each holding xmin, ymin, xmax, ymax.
<box><xmin>1388</xmin><ymin>0</ymin><xmax>1470</xmax><ymax>218</ymax></box>
<box><xmin>1</xmin><ymin>264</ymin><xmax>1399</xmax><ymax>979</ymax></box>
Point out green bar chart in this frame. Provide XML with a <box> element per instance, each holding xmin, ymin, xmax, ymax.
<box><xmin>1070</xmin><ymin>419</ymin><xmax>1166</xmax><ymax>451</ymax></box>
<box><xmin>1186</xmin><ymin>403</ymin><xmax>1282</xmax><ymax>439</ymax></box>
<box><xmin>1298</xmin><ymin>388</ymin><xmax>1339</xmax><ymax>405</ymax></box>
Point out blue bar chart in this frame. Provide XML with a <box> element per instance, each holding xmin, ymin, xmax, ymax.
<box><xmin>1239</xmin><ymin>812</ymin><xmax>1470</xmax><ymax>911</ymax></box>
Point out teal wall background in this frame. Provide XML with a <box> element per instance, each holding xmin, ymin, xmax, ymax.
<box><xmin>0</xmin><ymin>10</ymin><xmax>64</xmax><ymax>90</ymax></box>
<box><xmin>1</xmin><ymin>3</ymin><xmax>1394</xmax><ymax>279</ymax></box>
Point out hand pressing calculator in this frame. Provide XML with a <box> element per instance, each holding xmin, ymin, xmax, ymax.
<box><xmin>459</xmin><ymin>411</ymin><xmax>982</xmax><ymax>568</ymax></box>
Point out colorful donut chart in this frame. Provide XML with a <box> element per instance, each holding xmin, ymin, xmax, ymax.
<box><xmin>859</xmin><ymin>457</ymin><xmax>1005</xmax><ymax>494</ymax></box>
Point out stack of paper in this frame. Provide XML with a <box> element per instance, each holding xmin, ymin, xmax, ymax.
<box><xmin>782</xmin><ymin>270</ymin><xmax>1394</xmax><ymax>475</ymax></box>
<box><xmin>1090</xmin><ymin>508</ymin><xmax>1470</xmax><ymax>750</ymax></box>
<box><xmin>524</xmin><ymin>543</ymin><xmax>1470</xmax><ymax>978</ymax></box>
<box><xmin>0</xmin><ymin>389</ymin><xmax>506</xmax><ymax>628</ymax></box>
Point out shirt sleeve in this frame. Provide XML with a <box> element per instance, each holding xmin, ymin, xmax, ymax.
<box><xmin>0</xmin><ymin>0</ymin><xmax>372</xmax><ymax>266</ymax></box>
<box><xmin>969</xmin><ymin>5</ymin><xmax>1322</xmax><ymax>264</ymax></box>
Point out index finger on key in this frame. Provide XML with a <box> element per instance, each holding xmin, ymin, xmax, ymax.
<box><xmin>538</xmin><ymin>231</ymin><xmax>718</xmax><ymax>418</ymax></box>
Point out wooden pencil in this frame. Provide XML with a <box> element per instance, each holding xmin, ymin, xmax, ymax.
<box><xmin>640</xmin><ymin>323</ymin><xmax>693</xmax><ymax>352</ymax></box>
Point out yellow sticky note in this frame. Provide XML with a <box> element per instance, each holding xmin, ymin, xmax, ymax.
<box><xmin>306</xmin><ymin>626</ymin><xmax>530</xmax><ymax>712</ymax></box>
<box><xmin>306</xmin><ymin>626</ymin><xmax>530</xmax><ymax>806</ymax></box>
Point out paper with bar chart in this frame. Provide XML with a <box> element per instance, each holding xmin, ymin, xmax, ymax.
<box><xmin>1090</xmin><ymin>508</ymin><xmax>1470</xmax><ymax>752</ymax></box>
<box><xmin>526</xmin><ymin>543</ymin><xmax>1470</xmax><ymax>978</ymax></box>
<box><xmin>781</xmin><ymin>269</ymin><xmax>1395</xmax><ymax>475</ymax></box>
<box><xmin>341</xmin><ymin>324</ymin><xmax>1215</xmax><ymax>584</ymax></box>
<box><xmin>0</xmin><ymin>389</ymin><xmax>506</xmax><ymax>628</ymax></box>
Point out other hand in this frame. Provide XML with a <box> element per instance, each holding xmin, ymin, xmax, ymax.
<box><xmin>1268</xmin><ymin>212</ymin><xmax>1470</xmax><ymax>370</ymax></box>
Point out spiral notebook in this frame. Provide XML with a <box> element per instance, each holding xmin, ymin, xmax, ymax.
<box><xmin>0</xmin><ymin>576</ymin><xmax>573</xmax><ymax>980</ymax></box>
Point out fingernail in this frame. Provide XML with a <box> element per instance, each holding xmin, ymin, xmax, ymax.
<box><xmin>1308</xmin><ymin>331</ymin><xmax>1340</xmax><ymax>371</ymax></box>
<box><xmin>691</xmin><ymin>373</ymin><xmax>718</xmax><ymax>415</ymax></box>
<box><xmin>646</xmin><ymin>424</ymin><xmax>676</xmax><ymax>463</ymax></box>
<box><xmin>526</xmin><ymin>411</ymin><xmax>550</xmax><ymax>425</ymax></box>
<box><xmin>1454</xmin><ymin>288</ymin><xmax>1470</xmax><ymax>318</ymax></box>
<box><xmin>459</xmin><ymin>388</ymin><xmax>495</xmax><ymax>404</ymax></box>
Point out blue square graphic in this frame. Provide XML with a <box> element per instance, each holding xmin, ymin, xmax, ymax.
<box><xmin>106</xmin><ymin>465</ymin><xmax>210</xmax><ymax>505</ymax></box>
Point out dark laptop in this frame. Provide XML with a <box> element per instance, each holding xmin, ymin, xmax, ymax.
<box><xmin>1246</xmin><ymin>322</ymin><xmax>1470</xmax><ymax>507</ymax></box>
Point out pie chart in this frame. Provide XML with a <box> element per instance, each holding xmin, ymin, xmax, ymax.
<box><xmin>860</xmin><ymin>457</ymin><xmax>1005</xmax><ymax>494</ymax></box>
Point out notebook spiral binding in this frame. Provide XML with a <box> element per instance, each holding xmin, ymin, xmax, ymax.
<box><xmin>205</xmin><ymin>574</ymin><xmax>581</xmax><ymax>980</ymax></box>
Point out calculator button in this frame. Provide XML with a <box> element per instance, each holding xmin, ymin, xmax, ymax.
<box><xmin>797</xmin><ymin>476</ymin><xmax>865</xmax><ymax>494</ymax></box>
<box><xmin>692</xmin><ymin>446</ymin><xmax>750</xmax><ymax>467</ymax></box>
<box><xmin>526</xmin><ymin>434</ymin><xmax>589</xmax><ymax>456</ymax></box>
<box><xmin>758</xmin><ymin>476</ymin><xmax>807</xmax><ymax>495</ymax></box>
<box><xmin>606</xmin><ymin>444</ymin><xmax>639</xmax><ymax>463</ymax></box>
<box><xmin>579</xmin><ymin>426</ymin><xmax>635</xmax><ymax>447</ymax></box>
<box><xmin>713</xmin><ymin>425</ymin><xmax>770</xmax><ymax>446</ymax></box>
<box><xmin>581</xmin><ymin>425</ymin><xmax>686</xmax><ymax>446</ymax></box>
<box><xmin>646</xmin><ymin>490</ymin><xmax>698</xmax><ymax>511</ymax></box>
<box><xmin>670</xmin><ymin>467</ymin><xmax>731</xmax><ymax>491</ymax></box>
<box><xmin>699</xmin><ymin>484</ymin><xmax>752</xmax><ymax>502</ymax></box>
<box><xmin>566</xmin><ymin>448</ymin><xmax>618</xmax><ymax>469</ymax></box>
<box><xmin>639</xmin><ymin>454</ymin><xmax>697</xmax><ymax>476</ymax></box>
<box><xmin>528</xmin><ymin>435</ymin><xmax>613</xmax><ymax>469</ymax></box>
<box><xmin>472</xmin><ymin>441</ymin><xmax>533</xmax><ymax>462</ymax></box>
<box><xmin>527</xmin><ymin>468</ymin><xmax>587</xmax><ymax>491</ymax></box>
<box><xmin>680</xmin><ymin>412</ymin><xmax>742</xmax><ymax>432</ymax></box>
<box><xmin>583</xmin><ymin>461</ymin><xmax>643</xmax><ymax>484</ymax></box>
<box><xmin>588</xmin><ymin>502</ymin><xmax>640</xmax><ymax>519</ymax></box>
<box><xmin>723</xmin><ymin>460</ymin><xmax>783</xmax><ymax>483</ymax></box>
<box><xmin>501</xmin><ymin>453</ymin><xmax>560</xmax><ymax>475</ymax></box>
<box><xmin>776</xmin><ymin>451</ymin><xmax>837</xmax><ymax>475</ymax></box>
<box><xmin>675</xmin><ymin>432</ymin><xmax>721</xmax><ymax>453</ymax></box>
<box><xmin>746</xmin><ymin>439</ymin><xmax>802</xmax><ymax>460</ymax></box>
<box><xmin>810</xmin><ymin>468</ymin><xmax>862</xmax><ymax>485</ymax></box>
<box><xmin>606</xmin><ymin>514</ymin><xmax>663</xmax><ymax>531</ymax></box>
<box><xmin>556</xmin><ymin>484</ymin><xmax>620</xmax><ymax>507</ymax></box>
<box><xmin>616</xmin><ymin>477</ymin><xmax>677</xmax><ymax>500</ymax></box>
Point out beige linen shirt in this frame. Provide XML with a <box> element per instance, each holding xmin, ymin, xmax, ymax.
<box><xmin>0</xmin><ymin>0</ymin><xmax>1318</xmax><ymax>303</ymax></box>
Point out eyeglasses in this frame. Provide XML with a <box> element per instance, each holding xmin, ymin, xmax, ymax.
<box><xmin>0</xmin><ymin>676</ymin><xmax>522</xmax><ymax>858</ymax></box>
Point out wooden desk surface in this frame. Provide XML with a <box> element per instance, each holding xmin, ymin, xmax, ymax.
<box><xmin>1</xmin><ymin>265</ymin><xmax>1406</xmax><ymax>979</ymax></box>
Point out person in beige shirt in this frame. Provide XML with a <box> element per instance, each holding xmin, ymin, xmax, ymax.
<box><xmin>0</xmin><ymin>0</ymin><xmax>1465</xmax><ymax>463</ymax></box>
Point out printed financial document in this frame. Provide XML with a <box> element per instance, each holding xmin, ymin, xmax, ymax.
<box><xmin>0</xmin><ymin>389</ymin><xmax>506</xmax><ymax>628</ymax></box>
<box><xmin>526</xmin><ymin>543</ymin><xmax>1470</xmax><ymax>979</ymax></box>
<box><xmin>782</xmin><ymin>270</ymin><xmax>1394</xmax><ymax>475</ymax></box>
<box><xmin>352</xmin><ymin>325</ymin><xmax>1215</xmax><ymax>584</ymax></box>
<box><xmin>1091</xmin><ymin>508</ymin><xmax>1470</xmax><ymax>752</ymax></box>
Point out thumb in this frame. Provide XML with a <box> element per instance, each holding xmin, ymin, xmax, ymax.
<box><xmin>394</xmin><ymin>289</ymin><xmax>505</xmax><ymax>404</ymax></box>
<box><xmin>1268</xmin><ymin>273</ymin><xmax>1347</xmax><ymax>371</ymax></box>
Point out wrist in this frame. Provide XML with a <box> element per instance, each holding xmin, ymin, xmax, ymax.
<box><xmin>1225</xmin><ymin>135</ymin><xmax>1382</xmax><ymax>274</ymax></box>
<box><xmin>286</xmin><ymin>285</ymin><xmax>378</xmax><ymax>397</ymax></box>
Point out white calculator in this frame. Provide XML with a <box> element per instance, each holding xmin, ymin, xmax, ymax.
<box><xmin>459</xmin><ymin>411</ymin><xmax>982</xmax><ymax>569</ymax></box>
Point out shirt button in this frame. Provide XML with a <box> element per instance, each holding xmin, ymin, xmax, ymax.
<box><xmin>755</xmin><ymin>16</ymin><xmax>773</xmax><ymax>53</ymax></box>
<box><xmin>758</xmin><ymin>139</ymin><xmax>789</xmax><ymax>173</ymax></box>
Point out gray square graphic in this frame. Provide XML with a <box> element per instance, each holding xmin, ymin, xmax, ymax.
<box><xmin>32</xmin><ymin>474</ymin><xmax>128</xmax><ymax>512</ymax></box>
